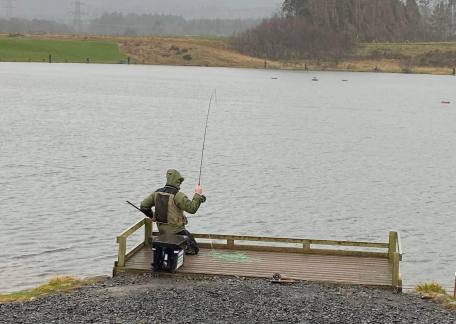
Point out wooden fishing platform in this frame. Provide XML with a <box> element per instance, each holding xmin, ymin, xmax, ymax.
<box><xmin>113</xmin><ymin>218</ymin><xmax>403</xmax><ymax>290</ymax></box>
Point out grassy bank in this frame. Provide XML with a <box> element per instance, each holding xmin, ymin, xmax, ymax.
<box><xmin>350</xmin><ymin>42</ymin><xmax>456</xmax><ymax>74</ymax></box>
<box><xmin>1</xmin><ymin>34</ymin><xmax>456</xmax><ymax>75</ymax></box>
<box><xmin>0</xmin><ymin>276</ymin><xmax>103</xmax><ymax>303</ymax></box>
<box><xmin>415</xmin><ymin>282</ymin><xmax>456</xmax><ymax>312</ymax></box>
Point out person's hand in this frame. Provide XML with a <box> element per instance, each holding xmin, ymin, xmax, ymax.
<box><xmin>200</xmin><ymin>195</ymin><xmax>207</xmax><ymax>203</ymax></box>
<box><xmin>195</xmin><ymin>184</ymin><xmax>203</xmax><ymax>195</ymax></box>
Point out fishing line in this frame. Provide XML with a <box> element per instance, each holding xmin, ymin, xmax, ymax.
<box><xmin>205</xmin><ymin>90</ymin><xmax>216</xmax><ymax>252</ymax></box>
<box><xmin>198</xmin><ymin>89</ymin><xmax>216</xmax><ymax>186</ymax></box>
<box><xmin>196</xmin><ymin>90</ymin><xmax>246</xmax><ymax>262</ymax></box>
<box><xmin>198</xmin><ymin>90</ymin><xmax>218</xmax><ymax>254</ymax></box>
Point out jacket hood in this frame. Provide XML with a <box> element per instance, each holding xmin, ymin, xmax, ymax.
<box><xmin>166</xmin><ymin>169</ymin><xmax>184</xmax><ymax>189</ymax></box>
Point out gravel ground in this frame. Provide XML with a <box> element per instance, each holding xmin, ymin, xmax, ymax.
<box><xmin>1</xmin><ymin>274</ymin><xmax>455</xmax><ymax>324</ymax></box>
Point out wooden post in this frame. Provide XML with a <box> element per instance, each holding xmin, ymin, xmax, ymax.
<box><xmin>48</xmin><ymin>54</ymin><xmax>52</xmax><ymax>63</ymax></box>
<box><xmin>117</xmin><ymin>237</ymin><xmax>127</xmax><ymax>267</ymax></box>
<box><xmin>144</xmin><ymin>218</ymin><xmax>152</xmax><ymax>246</ymax></box>
<box><xmin>454</xmin><ymin>272</ymin><xmax>456</xmax><ymax>297</ymax></box>
<box><xmin>392</xmin><ymin>252</ymin><xmax>400</xmax><ymax>289</ymax></box>
<box><xmin>303</xmin><ymin>240</ymin><xmax>311</xmax><ymax>252</ymax></box>
<box><xmin>388</xmin><ymin>231</ymin><xmax>398</xmax><ymax>260</ymax></box>
<box><xmin>127</xmin><ymin>56</ymin><xmax>131</xmax><ymax>65</ymax></box>
<box><xmin>227</xmin><ymin>239</ymin><xmax>235</xmax><ymax>249</ymax></box>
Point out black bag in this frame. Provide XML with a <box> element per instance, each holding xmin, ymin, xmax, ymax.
<box><xmin>152</xmin><ymin>234</ymin><xmax>188</xmax><ymax>272</ymax></box>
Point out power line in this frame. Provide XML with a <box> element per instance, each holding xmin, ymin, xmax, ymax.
<box><xmin>450</xmin><ymin>0</ymin><xmax>456</xmax><ymax>35</ymax></box>
<box><xmin>355</xmin><ymin>0</ymin><xmax>361</xmax><ymax>40</ymax></box>
<box><xmin>70</xmin><ymin>1</ymin><xmax>85</xmax><ymax>33</ymax></box>
<box><xmin>2</xmin><ymin>0</ymin><xmax>15</xmax><ymax>19</ymax></box>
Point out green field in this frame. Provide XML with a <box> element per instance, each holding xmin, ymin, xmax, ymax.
<box><xmin>0</xmin><ymin>37</ymin><xmax>127</xmax><ymax>63</ymax></box>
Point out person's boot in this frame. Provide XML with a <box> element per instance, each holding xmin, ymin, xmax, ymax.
<box><xmin>185</xmin><ymin>248</ymin><xmax>198</xmax><ymax>255</ymax></box>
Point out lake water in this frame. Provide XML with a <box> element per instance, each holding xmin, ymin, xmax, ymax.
<box><xmin>1</xmin><ymin>62</ymin><xmax>455</xmax><ymax>293</ymax></box>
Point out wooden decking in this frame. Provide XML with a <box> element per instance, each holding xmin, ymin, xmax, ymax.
<box><xmin>114</xmin><ymin>218</ymin><xmax>403</xmax><ymax>290</ymax></box>
<box><xmin>124</xmin><ymin>246</ymin><xmax>392</xmax><ymax>287</ymax></box>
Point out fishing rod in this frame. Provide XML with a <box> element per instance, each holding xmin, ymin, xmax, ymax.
<box><xmin>198</xmin><ymin>89</ymin><xmax>216</xmax><ymax>186</ymax></box>
<box><xmin>126</xmin><ymin>200</ymin><xmax>152</xmax><ymax>218</ymax></box>
<box><xmin>126</xmin><ymin>91</ymin><xmax>215</xmax><ymax>220</ymax></box>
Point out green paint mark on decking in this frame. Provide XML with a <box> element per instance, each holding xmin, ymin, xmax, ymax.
<box><xmin>209</xmin><ymin>251</ymin><xmax>250</xmax><ymax>262</ymax></box>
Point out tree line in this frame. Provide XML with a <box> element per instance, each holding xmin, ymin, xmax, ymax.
<box><xmin>233</xmin><ymin>0</ymin><xmax>456</xmax><ymax>59</ymax></box>
<box><xmin>0</xmin><ymin>14</ymin><xmax>260</xmax><ymax>37</ymax></box>
<box><xmin>88</xmin><ymin>13</ymin><xmax>261</xmax><ymax>36</ymax></box>
<box><xmin>0</xmin><ymin>18</ymin><xmax>72</xmax><ymax>34</ymax></box>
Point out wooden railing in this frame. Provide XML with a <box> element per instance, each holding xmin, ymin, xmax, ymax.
<box><xmin>116</xmin><ymin>218</ymin><xmax>153</xmax><ymax>268</ymax></box>
<box><xmin>188</xmin><ymin>233</ymin><xmax>391</xmax><ymax>258</ymax></box>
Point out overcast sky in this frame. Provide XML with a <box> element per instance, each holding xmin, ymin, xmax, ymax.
<box><xmin>3</xmin><ymin>0</ymin><xmax>283</xmax><ymax>21</ymax></box>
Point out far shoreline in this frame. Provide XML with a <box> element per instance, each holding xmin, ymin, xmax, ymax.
<box><xmin>1</xmin><ymin>34</ymin><xmax>456</xmax><ymax>76</ymax></box>
<box><xmin>1</xmin><ymin>58</ymin><xmax>455</xmax><ymax>77</ymax></box>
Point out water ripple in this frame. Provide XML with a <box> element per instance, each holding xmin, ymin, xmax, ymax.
<box><xmin>10</xmin><ymin>247</ymin><xmax>75</xmax><ymax>260</ymax></box>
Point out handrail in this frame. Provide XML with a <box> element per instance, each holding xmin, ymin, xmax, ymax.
<box><xmin>149</xmin><ymin>231</ymin><xmax>389</xmax><ymax>258</ymax></box>
<box><xmin>116</xmin><ymin>218</ymin><xmax>153</xmax><ymax>267</ymax></box>
<box><xmin>190</xmin><ymin>233</ymin><xmax>389</xmax><ymax>249</ymax></box>
<box><xmin>397</xmin><ymin>232</ymin><xmax>403</xmax><ymax>256</ymax></box>
<box><xmin>150</xmin><ymin>231</ymin><xmax>390</xmax><ymax>249</ymax></box>
<box><xmin>117</xmin><ymin>219</ymin><xmax>145</xmax><ymax>242</ymax></box>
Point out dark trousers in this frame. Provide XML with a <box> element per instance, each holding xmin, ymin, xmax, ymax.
<box><xmin>177</xmin><ymin>229</ymin><xmax>199</xmax><ymax>255</ymax></box>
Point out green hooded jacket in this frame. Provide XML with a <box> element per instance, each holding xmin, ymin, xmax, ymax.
<box><xmin>140</xmin><ymin>169</ymin><xmax>203</xmax><ymax>234</ymax></box>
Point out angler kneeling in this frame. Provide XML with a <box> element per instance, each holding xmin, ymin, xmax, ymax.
<box><xmin>140</xmin><ymin>169</ymin><xmax>206</xmax><ymax>255</ymax></box>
